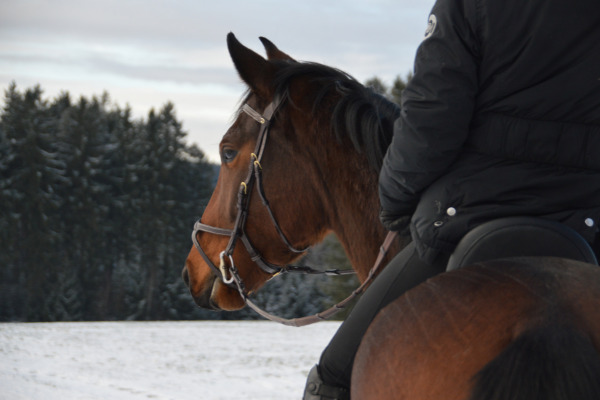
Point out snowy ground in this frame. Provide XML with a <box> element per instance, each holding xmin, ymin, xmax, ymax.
<box><xmin>0</xmin><ymin>321</ymin><xmax>341</xmax><ymax>400</ymax></box>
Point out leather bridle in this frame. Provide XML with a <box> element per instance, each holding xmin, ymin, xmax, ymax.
<box><xmin>190</xmin><ymin>94</ymin><xmax>396</xmax><ymax>326</ymax></box>
<box><xmin>191</xmin><ymin>94</ymin><xmax>305</xmax><ymax>281</ymax></box>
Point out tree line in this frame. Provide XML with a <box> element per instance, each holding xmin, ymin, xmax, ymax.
<box><xmin>1</xmin><ymin>75</ymin><xmax>406</xmax><ymax>322</ymax></box>
<box><xmin>1</xmin><ymin>83</ymin><xmax>218</xmax><ymax>321</ymax></box>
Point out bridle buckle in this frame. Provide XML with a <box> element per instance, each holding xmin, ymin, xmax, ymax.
<box><xmin>219</xmin><ymin>251</ymin><xmax>235</xmax><ymax>285</ymax></box>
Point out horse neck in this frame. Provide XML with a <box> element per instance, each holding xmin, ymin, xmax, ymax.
<box><xmin>323</xmin><ymin>157</ymin><xmax>398</xmax><ymax>281</ymax></box>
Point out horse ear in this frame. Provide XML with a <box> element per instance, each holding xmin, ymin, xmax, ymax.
<box><xmin>227</xmin><ymin>32</ymin><xmax>274</xmax><ymax>99</ymax></box>
<box><xmin>259</xmin><ymin>37</ymin><xmax>295</xmax><ymax>62</ymax></box>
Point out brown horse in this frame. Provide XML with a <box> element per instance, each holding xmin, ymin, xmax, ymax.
<box><xmin>183</xmin><ymin>34</ymin><xmax>600</xmax><ymax>399</ymax></box>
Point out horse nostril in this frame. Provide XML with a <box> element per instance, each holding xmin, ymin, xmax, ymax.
<box><xmin>182</xmin><ymin>267</ymin><xmax>190</xmax><ymax>287</ymax></box>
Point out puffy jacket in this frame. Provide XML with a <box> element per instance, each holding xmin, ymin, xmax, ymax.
<box><xmin>379</xmin><ymin>0</ymin><xmax>600</xmax><ymax>263</ymax></box>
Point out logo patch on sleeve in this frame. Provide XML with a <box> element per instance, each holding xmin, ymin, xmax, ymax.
<box><xmin>423</xmin><ymin>14</ymin><xmax>437</xmax><ymax>40</ymax></box>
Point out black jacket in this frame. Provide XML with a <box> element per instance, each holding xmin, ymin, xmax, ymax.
<box><xmin>379</xmin><ymin>0</ymin><xmax>600</xmax><ymax>263</ymax></box>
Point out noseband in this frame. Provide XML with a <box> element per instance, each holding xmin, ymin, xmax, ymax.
<box><xmin>190</xmin><ymin>94</ymin><xmax>396</xmax><ymax>326</ymax></box>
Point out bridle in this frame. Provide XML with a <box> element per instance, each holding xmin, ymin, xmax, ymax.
<box><xmin>191</xmin><ymin>94</ymin><xmax>397</xmax><ymax>326</ymax></box>
<box><xmin>192</xmin><ymin>94</ymin><xmax>309</xmax><ymax>279</ymax></box>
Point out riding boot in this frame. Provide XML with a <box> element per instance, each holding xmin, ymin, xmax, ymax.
<box><xmin>302</xmin><ymin>364</ymin><xmax>350</xmax><ymax>400</ymax></box>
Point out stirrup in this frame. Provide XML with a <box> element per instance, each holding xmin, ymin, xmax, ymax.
<box><xmin>303</xmin><ymin>365</ymin><xmax>350</xmax><ymax>400</ymax></box>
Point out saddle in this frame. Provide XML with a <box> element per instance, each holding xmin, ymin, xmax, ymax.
<box><xmin>447</xmin><ymin>217</ymin><xmax>598</xmax><ymax>271</ymax></box>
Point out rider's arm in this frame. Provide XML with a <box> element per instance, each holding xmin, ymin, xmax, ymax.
<box><xmin>379</xmin><ymin>0</ymin><xmax>480</xmax><ymax>225</ymax></box>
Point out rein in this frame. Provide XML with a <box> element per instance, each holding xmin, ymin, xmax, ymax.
<box><xmin>246</xmin><ymin>231</ymin><xmax>397</xmax><ymax>326</ymax></box>
<box><xmin>191</xmin><ymin>95</ymin><xmax>397</xmax><ymax>326</ymax></box>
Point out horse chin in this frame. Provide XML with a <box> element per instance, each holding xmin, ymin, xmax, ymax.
<box><xmin>182</xmin><ymin>264</ymin><xmax>246</xmax><ymax>311</ymax></box>
<box><xmin>209</xmin><ymin>278</ymin><xmax>246</xmax><ymax>311</ymax></box>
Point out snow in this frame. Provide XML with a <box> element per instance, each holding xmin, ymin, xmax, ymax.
<box><xmin>0</xmin><ymin>321</ymin><xmax>341</xmax><ymax>400</ymax></box>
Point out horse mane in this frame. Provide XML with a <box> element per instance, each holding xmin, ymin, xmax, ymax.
<box><xmin>272</xmin><ymin>61</ymin><xmax>400</xmax><ymax>172</ymax></box>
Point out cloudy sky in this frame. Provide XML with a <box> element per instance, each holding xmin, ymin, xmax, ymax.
<box><xmin>0</xmin><ymin>0</ymin><xmax>435</xmax><ymax>162</ymax></box>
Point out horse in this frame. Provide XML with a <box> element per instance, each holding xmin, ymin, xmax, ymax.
<box><xmin>183</xmin><ymin>34</ymin><xmax>600</xmax><ymax>399</ymax></box>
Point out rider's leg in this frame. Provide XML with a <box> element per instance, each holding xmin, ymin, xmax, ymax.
<box><xmin>303</xmin><ymin>241</ymin><xmax>448</xmax><ymax>398</ymax></box>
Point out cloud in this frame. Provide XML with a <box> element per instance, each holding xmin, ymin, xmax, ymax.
<box><xmin>0</xmin><ymin>0</ymin><xmax>435</xmax><ymax>162</ymax></box>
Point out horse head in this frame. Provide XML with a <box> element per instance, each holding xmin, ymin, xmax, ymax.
<box><xmin>183</xmin><ymin>34</ymin><xmax>337</xmax><ymax>311</ymax></box>
<box><xmin>184</xmin><ymin>33</ymin><xmax>399</xmax><ymax>311</ymax></box>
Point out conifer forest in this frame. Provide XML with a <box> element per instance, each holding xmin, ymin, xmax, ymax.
<box><xmin>0</xmin><ymin>83</ymin><xmax>361</xmax><ymax>322</ymax></box>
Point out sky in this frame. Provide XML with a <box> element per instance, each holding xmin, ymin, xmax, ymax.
<box><xmin>0</xmin><ymin>0</ymin><xmax>436</xmax><ymax>163</ymax></box>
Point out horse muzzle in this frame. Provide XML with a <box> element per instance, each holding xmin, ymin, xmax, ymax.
<box><xmin>181</xmin><ymin>266</ymin><xmax>217</xmax><ymax>310</ymax></box>
<box><xmin>181</xmin><ymin>264</ymin><xmax>245</xmax><ymax>311</ymax></box>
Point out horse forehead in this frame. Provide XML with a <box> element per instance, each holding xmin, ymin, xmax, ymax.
<box><xmin>222</xmin><ymin>114</ymin><xmax>258</xmax><ymax>145</ymax></box>
<box><xmin>224</xmin><ymin>100</ymin><xmax>292</xmax><ymax>148</ymax></box>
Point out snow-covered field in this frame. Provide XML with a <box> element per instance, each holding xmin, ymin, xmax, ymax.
<box><xmin>0</xmin><ymin>321</ymin><xmax>341</xmax><ymax>400</ymax></box>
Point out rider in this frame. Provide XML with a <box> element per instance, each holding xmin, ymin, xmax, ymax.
<box><xmin>303</xmin><ymin>0</ymin><xmax>600</xmax><ymax>398</ymax></box>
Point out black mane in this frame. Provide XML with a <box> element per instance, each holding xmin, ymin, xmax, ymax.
<box><xmin>272</xmin><ymin>61</ymin><xmax>400</xmax><ymax>172</ymax></box>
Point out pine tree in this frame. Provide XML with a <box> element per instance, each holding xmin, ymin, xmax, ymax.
<box><xmin>364</xmin><ymin>76</ymin><xmax>388</xmax><ymax>96</ymax></box>
<box><xmin>53</xmin><ymin>95</ymin><xmax>119</xmax><ymax>319</ymax></box>
<box><xmin>0</xmin><ymin>83</ymin><xmax>63</xmax><ymax>320</ymax></box>
<box><xmin>390</xmin><ymin>73</ymin><xmax>412</xmax><ymax>105</ymax></box>
<box><xmin>364</xmin><ymin>73</ymin><xmax>412</xmax><ymax>105</ymax></box>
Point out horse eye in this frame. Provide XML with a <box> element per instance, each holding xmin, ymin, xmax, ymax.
<box><xmin>221</xmin><ymin>148</ymin><xmax>238</xmax><ymax>163</ymax></box>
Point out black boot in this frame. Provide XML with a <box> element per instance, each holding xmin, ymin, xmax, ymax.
<box><xmin>303</xmin><ymin>365</ymin><xmax>350</xmax><ymax>400</ymax></box>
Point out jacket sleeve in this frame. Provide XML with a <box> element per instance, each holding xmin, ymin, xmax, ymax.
<box><xmin>379</xmin><ymin>0</ymin><xmax>480</xmax><ymax>219</ymax></box>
